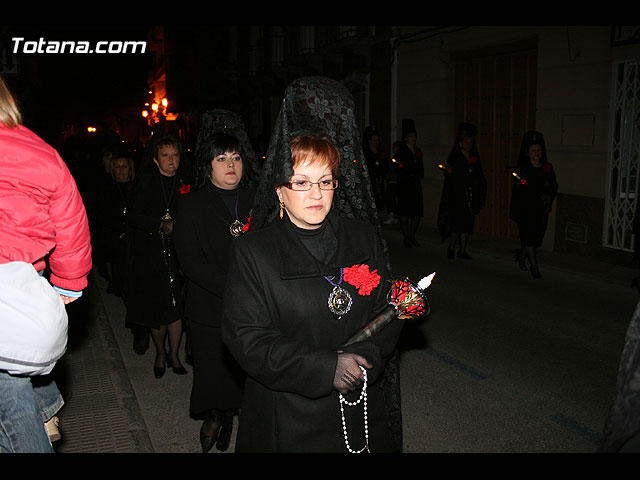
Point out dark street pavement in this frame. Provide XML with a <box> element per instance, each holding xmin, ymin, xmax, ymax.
<box><xmin>48</xmin><ymin>220</ymin><xmax>639</xmax><ymax>454</ymax></box>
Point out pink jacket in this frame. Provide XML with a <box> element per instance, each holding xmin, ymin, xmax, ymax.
<box><xmin>0</xmin><ymin>124</ymin><xmax>92</xmax><ymax>292</ymax></box>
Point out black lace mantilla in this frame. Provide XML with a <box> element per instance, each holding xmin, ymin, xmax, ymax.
<box><xmin>194</xmin><ymin>109</ymin><xmax>261</xmax><ymax>191</ymax></box>
<box><xmin>251</xmin><ymin>77</ymin><xmax>384</xmax><ymax>255</ymax></box>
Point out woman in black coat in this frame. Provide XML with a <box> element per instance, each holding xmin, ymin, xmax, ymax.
<box><xmin>173</xmin><ymin>111</ymin><xmax>258</xmax><ymax>453</ymax></box>
<box><xmin>509</xmin><ymin>131</ymin><xmax>558</xmax><ymax>278</ymax></box>
<box><xmin>395</xmin><ymin>119</ymin><xmax>424</xmax><ymax>248</ymax></box>
<box><xmin>124</xmin><ymin>134</ymin><xmax>190</xmax><ymax>378</ymax></box>
<box><xmin>221</xmin><ymin>77</ymin><xmax>407</xmax><ymax>453</ymax></box>
<box><xmin>96</xmin><ymin>149</ymin><xmax>135</xmax><ymax>297</ymax></box>
<box><xmin>437</xmin><ymin>123</ymin><xmax>487</xmax><ymax>260</ymax></box>
<box><xmin>222</xmin><ymin>135</ymin><xmax>402</xmax><ymax>452</ymax></box>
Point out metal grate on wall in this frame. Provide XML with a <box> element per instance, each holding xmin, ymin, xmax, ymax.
<box><xmin>605</xmin><ymin>60</ymin><xmax>640</xmax><ymax>252</ymax></box>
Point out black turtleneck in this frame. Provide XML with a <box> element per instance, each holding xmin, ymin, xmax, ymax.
<box><xmin>292</xmin><ymin>220</ymin><xmax>337</xmax><ymax>264</ymax></box>
<box><xmin>212</xmin><ymin>182</ymin><xmax>239</xmax><ymax>219</ymax></box>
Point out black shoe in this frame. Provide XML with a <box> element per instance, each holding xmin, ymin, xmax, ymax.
<box><xmin>457</xmin><ymin>251</ymin><xmax>472</xmax><ymax>260</ymax></box>
<box><xmin>515</xmin><ymin>252</ymin><xmax>527</xmax><ymax>271</ymax></box>
<box><xmin>410</xmin><ymin>238</ymin><xmax>420</xmax><ymax>247</ymax></box>
<box><xmin>168</xmin><ymin>358</ymin><xmax>188</xmax><ymax>375</ymax></box>
<box><xmin>215</xmin><ymin>411</ymin><xmax>234</xmax><ymax>452</ymax></box>
<box><xmin>530</xmin><ymin>265</ymin><xmax>541</xmax><ymax>279</ymax></box>
<box><xmin>200</xmin><ymin>411</ymin><xmax>221</xmax><ymax>453</ymax></box>
<box><xmin>154</xmin><ymin>365</ymin><xmax>166</xmax><ymax>378</ymax></box>
<box><xmin>447</xmin><ymin>248</ymin><xmax>455</xmax><ymax>260</ymax></box>
<box><xmin>200</xmin><ymin>424</ymin><xmax>220</xmax><ymax>454</ymax></box>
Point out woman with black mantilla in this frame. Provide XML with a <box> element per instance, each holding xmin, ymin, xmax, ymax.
<box><xmin>437</xmin><ymin>122</ymin><xmax>487</xmax><ymax>260</ymax></box>
<box><xmin>509</xmin><ymin>130</ymin><xmax>558</xmax><ymax>278</ymax></box>
<box><xmin>221</xmin><ymin>77</ymin><xmax>404</xmax><ymax>453</ymax></box>
<box><xmin>173</xmin><ymin>110</ymin><xmax>259</xmax><ymax>453</ymax></box>
<box><xmin>124</xmin><ymin>133</ymin><xmax>190</xmax><ymax>378</ymax></box>
<box><xmin>395</xmin><ymin>119</ymin><xmax>424</xmax><ymax>248</ymax></box>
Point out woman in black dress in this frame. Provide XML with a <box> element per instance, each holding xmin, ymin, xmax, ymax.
<box><xmin>509</xmin><ymin>131</ymin><xmax>558</xmax><ymax>278</ymax></box>
<box><xmin>362</xmin><ymin>125</ymin><xmax>388</xmax><ymax>212</ymax></box>
<box><xmin>124</xmin><ymin>134</ymin><xmax>190</xmax><ymax>378</ymax></box>
<box><xmin>437</xmin><ymin>123</ymin><xmax>487</xmax><ymax>259</ymax></box>
<box><xmin>395</xmin><ymin>119</ymin><xmax>424</xmax><ymax>247</ymax></box>
<box><xmin>173</xmin><ymin>110</ymin><xmax>259</xmax><ymax>453</ymax></box>
<box><xmin>97</xmin><ymin>149</ymin><xmax>135</xmax><ymax>297</ymax></box>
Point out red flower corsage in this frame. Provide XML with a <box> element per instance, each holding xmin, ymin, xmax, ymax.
<box><xmin>242</xmin><ymin>214</ymin><xmax>252</xmax><ymax>232</ymax></box>
<box><xmin>543</xmin><ymin>163</ymin><xmax>552</xmax><ymax>173</ymax></box>
<box><xmin>469</xmin><ymin>156</ymin><xmax>478</xmax><ymax>164</ymax></box>
<box><xmin>180</xmin><ymin>184</ymin><xmax>191</xmax><ymax>194</ymax></box>
<box><xmin>343</xmin><ymin>264</ymin><xmax>380</xmax><ymax>296</ymax></box>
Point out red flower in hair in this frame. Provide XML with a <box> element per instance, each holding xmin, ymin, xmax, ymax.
<box><xmin>343</xmin><ymin>264</ymin><xmax>381</xmax><ymax>296</ymax></box>
<box><xmin>180</xmin><ymin>184</ymin><xmax>191</xmax><ymax>194</ymax></box>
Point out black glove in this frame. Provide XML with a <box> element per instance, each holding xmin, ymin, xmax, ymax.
<box><xmin>333</xmin><ymin>352</ymin><xmax>372</xmax><ymax>395</ymax></box>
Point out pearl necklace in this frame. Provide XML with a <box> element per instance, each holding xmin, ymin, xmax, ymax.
<box><xmin>339</xmin><ymin>366</ymin><xmax>370</xmax><ymax>453</ymax></box>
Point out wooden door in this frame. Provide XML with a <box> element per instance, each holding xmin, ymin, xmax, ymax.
<box><xmin>453</xmin><ymin>43</ymin><xmax>537</xmax><ymax>240</ymax></box>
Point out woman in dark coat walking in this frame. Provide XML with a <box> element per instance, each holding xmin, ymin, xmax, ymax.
<box><xmin>96</xmin><ymin>148</ymin><xmax>135</xmax><ymax>297</ymax></box>
<box><xmin>395</xmin><ymin>119</ymin><xmax>424</xmax><ymax>247</ymax></box>
<box><xmin>437</xmin><ymin>123</ymin><xmax>487</xmax><ymax>260</ymax></box>
<box><xmin>509</xmin><ymin>131</ymin><xmax>558</xmax><ymax>278</ymax></box>
<box><xmin>124</xmin><ymin>134</ymin><xmax>190</xmax><ymax>378</ymax></box>
<box><xmin>221</xmin><ymin>77</ymin><xmax>405</xmax><ymax>453</ymax></box>
<box><xmin>173</xmin><ymin>110</ymin><xmax>259</xmax><ymax>453</ymax></box>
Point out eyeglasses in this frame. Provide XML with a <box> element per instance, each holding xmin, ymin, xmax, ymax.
<box><xmin>285</xmin><ymin>179</ymin><xmax>338</xmax><ymax>191</ymax></box>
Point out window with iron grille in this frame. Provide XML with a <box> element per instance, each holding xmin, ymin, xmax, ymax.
<box><xmin>605</xmin><ymin>61</ymin><xmax>640</xmax><ymax>251</ymax></box>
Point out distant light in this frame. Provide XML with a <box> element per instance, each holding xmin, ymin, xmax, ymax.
<box><xmin>151</xmin><ymin>103</ymin><xmax>158</xmax><ymax>111</ymax></box>
<box><xmin>161</xmin><ymin>98</ymin><xmax>168</xmax><ymax>108</ymax></box>
<box><xmin>142</xmin><ymin>110</ymin><xmax>149</xmax><ymax>118</ymax></box>
<box><xmin>87</xmin><ymin>126</ymin><xmax>96</xmax><ymax>133</ymax></box>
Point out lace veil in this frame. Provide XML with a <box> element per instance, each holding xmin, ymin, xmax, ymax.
<box><xmin>251</xmin><ymin>77</ymin><xmax>386</xmax><ymax>265</ymax></box>
<box><xmin>193</xmin><ymin>109</ymin><xmax>261</xmax><ymax>190</ymax></box>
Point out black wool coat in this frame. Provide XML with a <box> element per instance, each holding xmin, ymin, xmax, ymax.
<box><xmin>124</xmin><ymin>170</ymin><xmax>187</xmax><ymax>327</ymax></box>
<box><xmin>173</xmin><ymin>182</ymin><xmax>254</xmax><ymax>326</ymax></box>
<box><xmin>221</xmin><ymin>211</ymin><xmax>404</xmax><ymax>452</ymax></box>
<box><xmin>509</xmin><ymin>162</ymin><xmax>558</xmax><ymax>247</ymax></box>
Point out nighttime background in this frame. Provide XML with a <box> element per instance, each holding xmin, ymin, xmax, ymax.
<box><xmin>1</xmin><ymin>26</ymin><xmax>153</xmax><ymax>145</ymax></box>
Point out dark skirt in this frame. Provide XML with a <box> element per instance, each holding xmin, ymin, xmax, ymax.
<box><xmin>125</xmin><ymin>234</ymin><xmax>184</xmax><ymax>329</ymax></box>
<box><xmin>188</xmin><ymin>320</ymin><xmax>244</xmax><ymax>416</ymax></box>
<box><xmin>450</xmin><ymin>203</ymin><xmax>475</xmax><ymax>234</ymax></box>
<box><xmin>517</xmin><ymin>211</ymin><xmax>549</xmax><ymax>248</ymax></box>
<box><xmin>396</xmin><ymin>180</ymin><xmax>423</xmax><ymax>217</ymax></box>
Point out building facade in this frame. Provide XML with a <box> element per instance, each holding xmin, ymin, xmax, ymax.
<box><xmin>147</xmin><ymin>25</ymin><xmax>640</xmax><ymax>265</ymax></box>
<box><xmin>393</xmin><ymin>26</ymin><xmax>640</xmax><ymax>265</ymax></box>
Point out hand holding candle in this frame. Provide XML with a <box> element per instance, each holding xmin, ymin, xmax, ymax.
<box><xmin>340</xmin><ymin>273</ymin><xmax>435</xmax><ymax>348</ymax></box>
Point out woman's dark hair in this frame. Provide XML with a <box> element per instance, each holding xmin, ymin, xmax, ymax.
<box><xmin>194</xmin><ymin>132</ymin><xmax>243</xmax><ymax>188</ymax></box>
